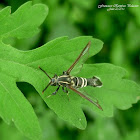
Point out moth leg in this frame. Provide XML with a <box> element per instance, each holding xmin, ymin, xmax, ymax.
<box><xmin>67</xmin><ymin>91</ymin><xmax>70</xmax><ymax>101</ymax></box>
<box><xmin>47</xmin><ymin>86</ymin><xmax>60</xmax><ymax>98</ymax></box>
<box><xmin>62</xmin><ymin>87</ymin><xmax>70</xmax><ymax>101</ymax></box>
<box><xmin>62</xmin><ymin>87</ymin><xmax>68</xmax><ymax>93</ymax></box>
<box><xmin>52</xmin><ymin>85</ymin><xmax>60</xmax><ymax>95</ymax></box>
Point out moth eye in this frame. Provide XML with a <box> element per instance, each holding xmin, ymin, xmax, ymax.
<box><xmin>51</xmin><ymin>78</ymin><xmax>55</xmax><ymax>83</ymax></box>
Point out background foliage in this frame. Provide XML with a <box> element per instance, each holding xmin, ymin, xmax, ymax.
<box><xmin>0</xmin><ymin>0</ymin><xmax>140</xmax><ymax>140</ymax></box>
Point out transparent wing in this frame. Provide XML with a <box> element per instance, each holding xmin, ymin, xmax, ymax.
<box><xmin>68</xmin><ymin>86</ymin><xmax>103</xmax><ymax>110</ymax></box>
<box><xmin>66</xmin><ymin>41</ymin><xmax>91</xmax><ymax>75</ymax></box>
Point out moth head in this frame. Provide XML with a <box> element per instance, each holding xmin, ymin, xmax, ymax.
<box><xmin>51</xmin><ymin>74</ymin><xmax>58</xmax><ymax>86</ymax></box>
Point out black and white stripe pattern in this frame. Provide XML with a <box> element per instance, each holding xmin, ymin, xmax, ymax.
<box><xmin>74</xmin><ymin>77</ymin><xmax>87</xmax><ymax>88</ymax></box>
<box><xmin>73</xmin><ymin>76</ymin><xmax>102</xmax><ymax>88</ymax></box>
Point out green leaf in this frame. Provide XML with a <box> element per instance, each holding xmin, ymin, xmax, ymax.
<box><xmin>0</xmin><ymin>34</ymin><xmax>103</xmax><ymax>131</ymax></box>
<box><xmin>0</xmin><ymin>1</ymin><xmax>48</xmax><ymax>39</ymax></box>
<box><xmin>77</xmin><ymin>117</ymin><xmax>121</xmax><ymax>140</ymax></box>
<box><xmin>77</xmin><ymin>64</ymin><xmax>140</xmax><ymax>116</ymax></box>
<box><xmin>0</xmin><ymin>1</ymin><xmax>140</xmax><ymax>139</ymax></box>
<box><xmin>1</xmin><ymin>32</ymin><xmax>140</xmax><ymax>131</ymax></box>
<box><xmin>123</xmin><ymin>130</ymin><xmax>140</xmax><ymax>140</ymax></box>
<box><xmin>0</xmin><ymin>121</ymin><xmax>28</xmax><ymax>140</ymax></box>
<box><xmin>0</xmin><ymin>2</ymin><xmax>48</xmax><ymax>140</ymax></box>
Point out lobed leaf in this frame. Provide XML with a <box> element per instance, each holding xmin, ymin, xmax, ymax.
<box><xmin>0</xmin><ymin>2</ymin><xmax>48</xmax><ymax>140</ymax></box>
<box><xmin>0</xmin><ymin>1</ymin><xmax>48</xmax><ymax>39</ymax></box>
<box><xmin>0</xmin><ymin>2</ymin><xmax>140</xmax><ymax>140</ymax></box>
<box><xmin>1</xmin><ymin>32</ymin><xmax>140</xmax><ymax>131</ymax></box>
<box><xmin>0</xmin><ymin>35</ymin><xmax>103</xmax><ymax>130</ymax></box>
<box><xmin>77</xmin><ymin>64</ymin><xmax>140</xmax><ymax>116</ymax></box>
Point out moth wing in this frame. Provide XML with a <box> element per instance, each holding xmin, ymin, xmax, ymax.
<box><xmin>66</xmin><ymin>41</ymin><xmax>91</xmax><ymax>75</ymax></box>
<box><xmin>68</xmin><ymin>86</ymin><xmax>103</xmax><ymax>110</ymax></box>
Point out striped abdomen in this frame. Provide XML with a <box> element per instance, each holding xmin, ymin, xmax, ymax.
<box><xmin>72</xmin><ymin>76</ymin><xmax>102</xmax><ymax>88</ymax></box>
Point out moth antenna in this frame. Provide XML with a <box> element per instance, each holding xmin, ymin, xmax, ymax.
<box><xmin>39</xmin><ymin>66</ymin><xmax>52</xmax><ymax>80</ymax></box>
<box><xmin>42</xmin><ymin>82</ymin><xmax>52</xmax><ymax>94</ymax></box>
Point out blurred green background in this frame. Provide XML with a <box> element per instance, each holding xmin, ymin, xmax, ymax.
<box><xmin>0</xmin><ymin>0</ymin><xmax>140</xmax><ymax>140</ymax></box>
